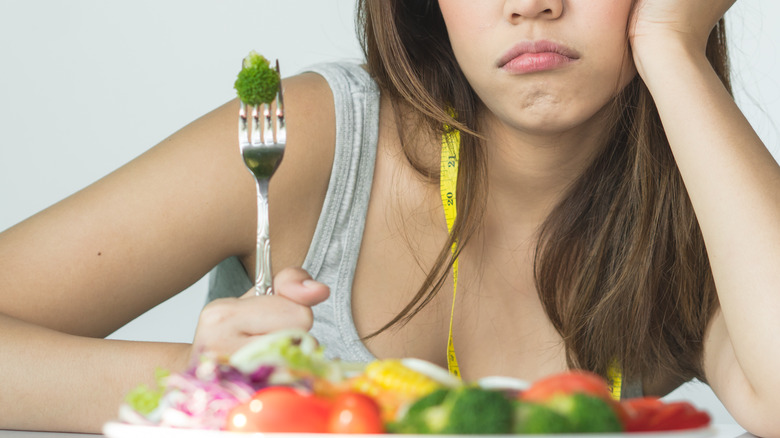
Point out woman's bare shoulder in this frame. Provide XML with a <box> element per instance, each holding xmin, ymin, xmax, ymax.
<box><xmin>0</xmin><ymin>71</ymin><xmax>339</xmax><ymax>337</ymax></box>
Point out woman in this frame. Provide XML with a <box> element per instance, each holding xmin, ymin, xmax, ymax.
<box><xmin>1</xmin><ymin>0</ymin><xmax>778</xmax><ymax>435</ymax></box>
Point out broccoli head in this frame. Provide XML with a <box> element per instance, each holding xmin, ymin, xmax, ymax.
<box><xmin>391</xmin><ymin>386</ymin><xmax>513</xmax><ymax>434</ymax></box>
<box><xmin>512</xmin><ymin>401</ymin><xmax>574</xmax><ymax>434</ymax></box>
<box><xmin>234</xmin><ymin>50</ymin><xmax>280</xmax><ymax>105</ymax></box>
<box><xmin>544</xmin><ymin>392</ymin><xmax>623</xmax><ymax>433</ymax></box>
<box><xmin>388</xmin><ymin>387</ymin><xmax>450</xmax><ymax>434</ymax></box>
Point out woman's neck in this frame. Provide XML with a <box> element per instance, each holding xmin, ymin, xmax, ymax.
<box><xmin>479</xmin><ymin>108</ymin><xmax>610</xmax><ymax>235</ymax></box>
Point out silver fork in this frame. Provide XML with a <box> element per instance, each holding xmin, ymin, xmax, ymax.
<box><xmin>238</xmin><ymin>60</ymin><xmax>285</xmax><ymax>296</ymax></box>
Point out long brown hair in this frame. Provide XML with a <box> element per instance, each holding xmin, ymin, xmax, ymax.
<box><xmin>357</xmin><ymin>0</ymin><xmax>728</xmax><ymax>385</ymax></box>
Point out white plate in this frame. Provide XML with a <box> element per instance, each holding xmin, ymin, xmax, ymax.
<box><xmin>102</xmin><ymin>421</ymin><xmax>715</xmax><ymax>438</ymax></box>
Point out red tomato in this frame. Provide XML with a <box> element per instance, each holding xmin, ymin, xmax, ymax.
<box><xmin>521</xmin><ymin>370</ymin><xmax>614</xmax><ymax>403</ymax></box>
<box><xmin>225</xmin><ymin>386</ymin><xmax>332</xmax><ymax>433</ymax></box>
<box><xmin>328</xmin><ymin>392</ymin><xmax>385</xmax><ymax>434</ymax></box>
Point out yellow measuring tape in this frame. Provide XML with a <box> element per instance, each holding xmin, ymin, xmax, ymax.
<box><xmin>440</xmin><ymin>125</ymin><xmax>461</xmax><ymax>379</ymax></box>
<box><xmin>439</xmin><ymin>125</ymin><xmax>622</xmax><ymax>399</ymax></box>
<box><xmin>607</xmin><ymin>362</ymin><xmax>622</xmax><ymax>400</ymax></box>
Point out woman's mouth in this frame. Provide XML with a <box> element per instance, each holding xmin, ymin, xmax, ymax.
<box><xmin>498</xmin><ymin>40</ymin><xmax>580</xmax><ymax>74</ymax></box>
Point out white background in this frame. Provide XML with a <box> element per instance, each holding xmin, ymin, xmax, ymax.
<box><xmin>1</xmin><ymin>0</ymin><xmax>778</xmax><ymax>428</ymax></box>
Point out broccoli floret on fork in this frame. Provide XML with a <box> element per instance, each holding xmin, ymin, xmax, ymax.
<box><xmin>234</xmin><ymin>50</ymin><xmax>280</xmax><ymax>105</ymax></box>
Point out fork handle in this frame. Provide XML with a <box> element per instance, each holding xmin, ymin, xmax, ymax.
<box><xmin>255</xmin><ymin>180</ymin><xmax>273</xmax><ymax>295</ymax></box>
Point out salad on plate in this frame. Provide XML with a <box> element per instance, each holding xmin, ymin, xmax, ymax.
<box><xmin>113</xmin><ymin>328</ymin><xmax>711</xmax><ymax>435</ymax></box>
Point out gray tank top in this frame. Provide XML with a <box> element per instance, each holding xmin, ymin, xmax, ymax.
<box><xmin>208</xmin><ymin>62</ymin><xmax>379</xmax><ymax>363</ymax></box>
<box><xmin>206</xmin><ymin>62</ymin><xmax>644</xmax><ymax>399</ymax></box>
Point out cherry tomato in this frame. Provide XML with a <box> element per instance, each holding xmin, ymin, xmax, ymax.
<box><xmin>521</xmin><ymin>370</ymin><xmax>614</xmax><ymax>403</ymax></box>
<box><xmin>328</xmin><ymin>392</ymin><xmax>385</xmax><ymax>434</ymax></box>
<box><xmin>225</xmin><ymin>386</ymin><xmax>331</xmax><ymax>433</ymax></box>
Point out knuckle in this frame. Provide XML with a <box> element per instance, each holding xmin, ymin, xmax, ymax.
<box><xmin>274</xmin><ymin>266</ymin><xmax>308</xmax><ymax>284</ymax></box>
<box><xmin>289</xmin><ymin>304</ymin><xmax>314</xmax><ymax>330</ymax></box>
<box><xmin>198</xmin><ymin>298</ymin><xmax>235</xmax><ymax>327</ymax></box>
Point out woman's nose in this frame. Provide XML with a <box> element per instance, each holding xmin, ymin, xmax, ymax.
<box><xmin>504</xmin><ymin>0</ymin><xmax>564</xmax><ymax>22</ymax></box>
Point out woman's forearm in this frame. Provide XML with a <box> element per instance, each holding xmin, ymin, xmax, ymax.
<box><xmin>636</xmin><ymin>37</ymin><xmax>780</xmax><ymax>429</ymax></box>
<box><xmin>0</xmin><ymin>312</ymin><xmax>190</xmax><ymax>433</ymax></box>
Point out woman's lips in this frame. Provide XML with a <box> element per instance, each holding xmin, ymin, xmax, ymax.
<box><xmin>498</xmin><ymin>40</ymin><xmax>580</xmax><ymax>74</ymax></box>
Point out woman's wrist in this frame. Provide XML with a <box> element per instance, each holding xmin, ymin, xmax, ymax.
<box><xmin>169</xmin><ymin>341</ymin><xmax>195</xmax><ymax>372</ymax></box>
<box><xmin>631</xmin><ymin>34</ymin><xmax>710</xmax><ymax>94</ymax></box>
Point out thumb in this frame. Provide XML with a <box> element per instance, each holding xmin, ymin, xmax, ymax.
<box><xmin>242</xmin><ymin>267</ymin><xmax>330</xmax><ymax>307</ymax></box>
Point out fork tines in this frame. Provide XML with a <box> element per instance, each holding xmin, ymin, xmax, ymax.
<box><xmin>238</xmin><ymin>60</ymin><xmax>285</xmax><ymax>147</ymax></box>
<box><xmin>274</xmin><ymin>59</ymin><xmax>285</xmax><ymax>144</ymax></box>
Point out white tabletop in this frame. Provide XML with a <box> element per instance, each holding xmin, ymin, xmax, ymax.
<box><xmin>0</xmin><ymin>424</ymin><xmax>756</xmax><ymax>438</ymax></box>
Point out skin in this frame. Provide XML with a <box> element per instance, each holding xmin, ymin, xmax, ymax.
<box><xmin>630</xmin><ymin>1</ymin><xmax>780</xmax><ymax>436</ymax></box>
<box><xmin>1</xmin><ymin>0</ymin><xmax>779</xmax><ymax>436</ymax></box>
<box><xmin>0</xmin><ymin>75</ymin><xmax>336</xmax><ymax>432</ymax></box>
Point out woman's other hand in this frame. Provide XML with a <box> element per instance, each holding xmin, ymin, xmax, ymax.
<box><xmin>629</xmin><ymin>0</ymin><xmax>736</xmax><ymax>71</ymax></box>
<box><xmin>190</xmin><ymin>267</ymin><xmax>330</xmax><ymax>362</ymax></box>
